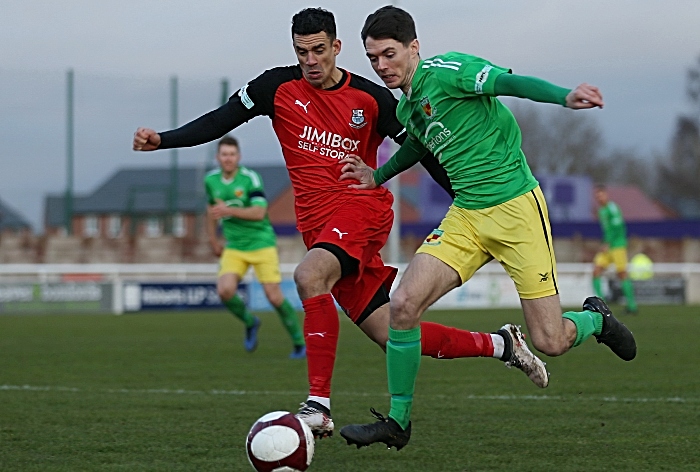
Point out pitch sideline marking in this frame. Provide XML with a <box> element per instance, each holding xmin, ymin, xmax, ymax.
<box><xmin>0</xmin><ymin>384</ymin><xmax>697</xmax><ymax>404</ymax></box>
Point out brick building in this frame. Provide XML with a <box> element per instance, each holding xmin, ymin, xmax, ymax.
<box><xmin>20</xmin><ymin>166</ymin><xmax>700</xmax><ymax>264</ymax></box>
<box><xmin>44</xmin><ymin>166</ymin><xmax>293</xmax><ymax>239</ymax></box>
<box><xmin>0</xmin><ymin>197</ymin><xmax>35</xmax><ymax>263</ymax></box>
<box><xmin>40</xmin><ymin>166</ymin><xmax>295</xmax><ymax>263</ymax></box>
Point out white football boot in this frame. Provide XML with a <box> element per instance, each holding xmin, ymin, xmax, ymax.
<box><xmin>296</xmin><ymin>400</ymin><xmax>334</xmax><ymax>439</ymax></box>
<box><xmin>498</xmin><ymin>324</ymin><xmax>550</xmax><ymax>388</ymax></box>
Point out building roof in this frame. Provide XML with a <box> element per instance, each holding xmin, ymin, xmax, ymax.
<box><xmin>0</xmin><ymin>197</ymin><xmax>32</xmax><ymax>231</ymax></box>
<box><xmin>46</xmin><ymin>163</ymin><xmax>676</xmax><ymax>231</ymax></box>
<box><xmin>598</xmin><ymin>185</ymin><xmax>678</xmax><ymax>221</ymax></box>
<box><xmin>45</xmin><ymin>165</ymin><xmax>292</xmax><ymax>227</ymax></box>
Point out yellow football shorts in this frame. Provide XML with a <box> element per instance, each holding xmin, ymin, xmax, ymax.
<box><xmin>594</xmin><ymin>247</ymin><xmax>628</xmax><ymax>273</ymax></box>
<box><xmin>218</xmin><ymin>246</ymin><xmax>282</xmax><ymax>284</ymax></box>
<box><xmin>416</xmin><ymin>186</ymin><xmax>558</xmax><ymax>300</ymax></box>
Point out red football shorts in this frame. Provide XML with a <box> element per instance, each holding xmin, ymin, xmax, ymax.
<box><xmin>301</xmin><ymin>193</ymin><xmax>397</xmax><ymax>323</ymax></box>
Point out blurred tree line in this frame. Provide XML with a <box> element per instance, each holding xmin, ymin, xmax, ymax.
<box><xmin>510</xmin><ymin>55</ymin><xmax>700</xmax><ymax>219</ymax></box>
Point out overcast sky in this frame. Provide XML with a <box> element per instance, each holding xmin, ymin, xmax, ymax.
<box><xmin>1</xmin><ymin>0</ymin><xmax>699</xmax><ymax>231</ymax></box>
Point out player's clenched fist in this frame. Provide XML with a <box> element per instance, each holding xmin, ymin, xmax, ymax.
<box><xmin>133</xmin><ymin>127</ymin><xmax>162</xmax><ymax>151</ymax></box>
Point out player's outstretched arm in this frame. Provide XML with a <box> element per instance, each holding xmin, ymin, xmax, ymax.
<box><xmin>133</xmin><ymin>128</ymin><xmax>162</xmax><ymax>151</ymax></box>
<box><xmin>494</xmin><ymin>74</ymin><xmax>603</xmax><ymax>109</ymax></box>
<box><xmin>132</xmin><ymin>107</ymin><xmax>230</xmax><ymax>152</ymax></box>
<box><xmin>565</xmin><ymin>83</ymin><xmax>604</xmax><ymax>109</ymax></box>
<box><xmin>339</xmin><ymin>135</ymin><xmax>428</xmax><ymax>190</ymax></box>
<box><xmin>133</xmin><ymin>91</ymin><xmax>260</xmax><ymax>152</ymax></box>
<box><xmin>157</xmin><ymin>102</ymin><xmax>244</xmax><ymax>150</ymax></box>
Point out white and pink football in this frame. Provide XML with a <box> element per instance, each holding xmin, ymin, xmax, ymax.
<box><xmin>246</xmin><ymin>411</ymin><xmax>315</xmax><ymax>472</ymax></box>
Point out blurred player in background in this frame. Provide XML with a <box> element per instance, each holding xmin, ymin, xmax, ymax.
<box><xmin>206</xmin><ymin>135</ymin><xmax>305</xmax><ymax>358</ymax></box>
<box><xmin>592</xmin><ymin>185</ymin><xmax>638</xmax><ymax>314</ymax></box>
<box><xmin>339</xmin><ymin>5</ymin><xmax>637</xmax><ymax>450</ymax></box>
<box><xmin>133</xmin><ymin>7</ymin><xmax>546</xmax><ymax>439</ymax></box>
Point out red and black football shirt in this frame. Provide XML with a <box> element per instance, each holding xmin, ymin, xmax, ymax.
<box><xmin>159</xmin><ymin>65</ymin><xmax>453</xmax><ymax>231</ymax></box>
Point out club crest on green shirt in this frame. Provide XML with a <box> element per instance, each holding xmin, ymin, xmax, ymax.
<box><xmin>419</xmin><ymin>96</ymin><xmax>437</xmax><ymax>120</ymax></box>
<box><xmin>204</xmin><ymin>167</ymin><xmax>276</xmax><ymax>251</ymax></box>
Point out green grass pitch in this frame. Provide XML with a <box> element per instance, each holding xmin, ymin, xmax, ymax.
<box><xmin>1</xmin><ymin>306</ymin><xmax>698</xmax><ymax>471</ymax></box>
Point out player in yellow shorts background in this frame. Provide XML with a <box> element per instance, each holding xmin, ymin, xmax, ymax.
<box><xmin>594</xmin><ymin>247</ymin><xmax>628</xmax><ymax>275</ymax></box>
<box><xmin>218</xmin><ymin>246</ymin><xmax>282</xmax><ymax>283</ymax></box>
<box><xmin>206</xmin><ymin>135</ymin><xmax>305</xmax><ymax>358</ymax></box>
<box><xmin>592</xmin><ymin>185</ymin><xmax>638</xmax><ymax>313</ymax></box>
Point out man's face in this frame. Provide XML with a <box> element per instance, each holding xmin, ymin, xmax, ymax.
<box><xmin>216</xmin><ymin>144</ymin><xmax>240</xmax><ymax>173</ymax></box>
<box><xmin>364</xmin><ymin>37</ymin><xmax>419</xmax><ymax>90</ymax></box>
<box><xmin>594</xmin><ymin>188</ymin><xmax>608</xmax><ymax>206</ymax></box>
<box><xmin>293</xmin><ymin>32</ymin><xmax>341</xmax><ymax>89</ymax></box>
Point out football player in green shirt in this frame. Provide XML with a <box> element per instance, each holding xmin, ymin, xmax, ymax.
<box><xmin>592</xmin><ymin>185</ymin><xmax>638</xmax><ymax>313</ymax></box>
<box><xmin>206</xmin><ymin>135</ymin><xmax>305</xmax><ymax>359</ymax></box>
<box><xmin>339</xmin><ymin>5</ymin><xmax>637</xmax><ymax>449</ymax></box>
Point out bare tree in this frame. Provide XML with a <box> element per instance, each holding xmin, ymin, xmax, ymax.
<box><xmin>510</xmin><ymin>101</ymin><xmax>609</xmax><ymax>179</ymax></box>
<box><xmin>657</xmin><ymin>117</ymin><xmax>700</xmax><ymax>216</ymax></box>
<box><xmin>687</xmin><ymin>55</ymin><xmax>700</xmax><ymax>124</ymax></box>
<box><xmin>509</xmin><ymin>100</ymin><xmax>661</xmax><ymax>195</ymax></box>
<box><xmin>606</xmin><ymin>149</ymin><xmax>657</xmax><ymax>195</ymax></box>
<box><xmin>655</xmin><ymin>54</ymin><xmax>700</xmax><ymax>217</ymax></box>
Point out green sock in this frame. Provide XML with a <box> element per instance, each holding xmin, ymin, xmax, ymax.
<box><xmin>387</xmin><ymin>326</ymin><xmax>421</xmax><ymax>430</ymax></box>
<box><xmin>562</xmin><ymin>310</ymin><xmax>604</xmax><ymax>347</ymax></box>
<box><xmin>621</xmin><ymin>278</ymin><xmax>637</xmax><ymax>311</ymax></box>
<box><xmin>275</xmin><ymin>299</ymin><xmax>304</xmax><ymax>346</ymax></box>
<box><xmin>223</xmin><ymin>294</ymin><xmax>255</xmax><ymax>327</ymax></box>
<box><xmin>592</xmin><ymin>277</ymin><xmax>603</xmax><ymax>298</ymax></box>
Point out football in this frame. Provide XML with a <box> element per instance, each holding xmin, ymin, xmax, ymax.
<box><xmin>246</xmin><ymin>411</ymin><xmax>315</xmax><ymax>472</ymax></box>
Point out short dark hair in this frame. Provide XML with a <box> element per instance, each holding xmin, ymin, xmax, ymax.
<box><xmin>291</xmin><ymin>8</ymin><xmax>336</xmax><ymax>41</ymax></box>
<box><xmin>217</xmin><ymin>135</ymin><xmax>239</xmax><ymax>150</ymax></box>
<box><xmin>361</xmin><ymin>5</ymin><xmax>417</xmax><ymax>46</ymax></box>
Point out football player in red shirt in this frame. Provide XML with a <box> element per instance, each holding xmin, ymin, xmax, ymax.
<box><xmin>132</xmin><ymin>8</ymin><xmax>547</xmax><ymax>439</ymax></box>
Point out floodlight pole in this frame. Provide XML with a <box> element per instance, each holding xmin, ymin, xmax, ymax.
<box><xmin>207</xmin><ymin>78</ymin><xmax>229</xmax><ymax>168</ymax></box>
<box><xmin>220</xmin><ymin>78</ymin><xmax>229</xmax><ymax>106</ymax></box>
<box><xmin>169</xmin><ymin>75</ymin><xmax>179</xmax><ymax>234</ymax></box>
<box><xmin>64</xmin><ymin>69</ymin><xmax>74</xmax><ymax>235</ymax></box>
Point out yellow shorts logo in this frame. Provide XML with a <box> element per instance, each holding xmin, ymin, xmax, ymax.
<box><xmin>423</xmin><ymin>229</ymin><xmax>444</xmax><ymax>246</ymax></box>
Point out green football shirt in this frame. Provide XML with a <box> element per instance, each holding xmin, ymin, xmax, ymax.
<box><xmin>204</xmin><ymin>166</ymin><xmax>277</xmax><ymax>251</ymax></box>
<box><xmin>396</xmin><ymin>52</ymin><xmax>539</xmax><ymax>209</ymax></box>
<box><xmin>598</xmin><ymin>201</ymin><xmax>627</xmax><ymax>248</ymax></box>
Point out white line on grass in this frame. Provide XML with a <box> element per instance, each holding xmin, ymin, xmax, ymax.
<box><xmin>1</xmin><ymin>384</ymin><xmax>697</xmax><ymax>404</ymax></box>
